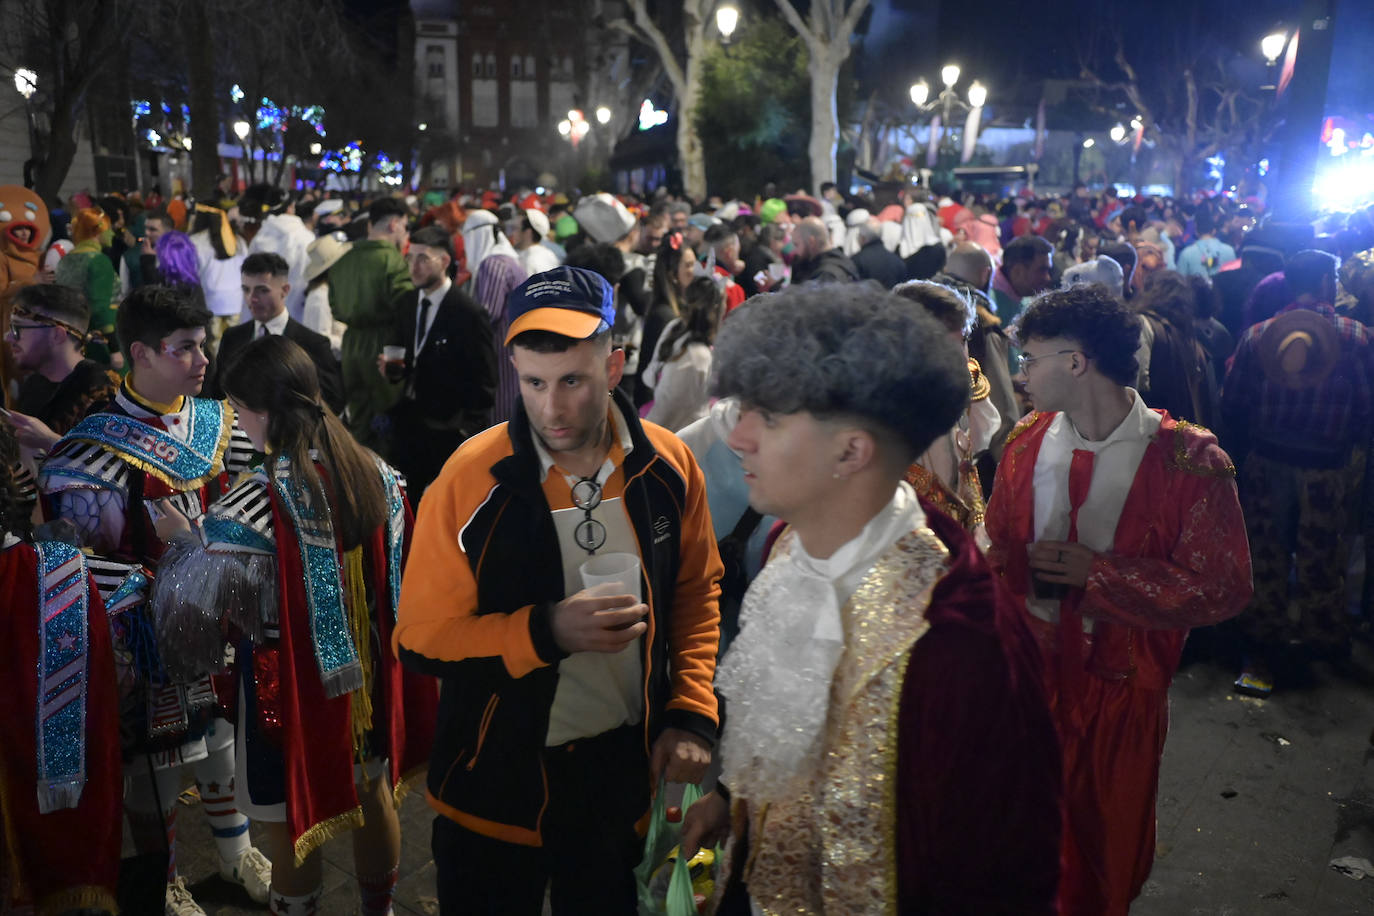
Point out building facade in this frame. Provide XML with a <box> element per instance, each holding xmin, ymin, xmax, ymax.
<box><xmin>411</xmin><ymin>0</ymin><xmax>628</xmax><ymax>191</ymax></box>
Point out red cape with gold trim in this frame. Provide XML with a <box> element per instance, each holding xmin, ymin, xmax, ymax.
<box><xmin>258</xmin><ymin>490</ymin><xmax>438</xmax><ymax>863</ymax></box>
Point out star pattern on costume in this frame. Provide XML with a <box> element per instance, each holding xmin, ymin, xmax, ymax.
<box><xmin>56</xmin><ymin>633</ymin><xmax>77</xmax><ymax>652</ymax></box>
<box><xmin>273</xmin><ymin>895</ymin><xmax>290</xmax><ymax>913</ymax></box>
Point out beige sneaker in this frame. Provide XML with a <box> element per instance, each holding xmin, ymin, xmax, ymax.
<box><xmin>165</xmin><ymin>876</ymin><xmax>208</xmax><ymax>916</ymax></box>
<box><xmin>220</xmin><ymin>845</ymin><xmax>273</xmax><ymax>904</ymax></box>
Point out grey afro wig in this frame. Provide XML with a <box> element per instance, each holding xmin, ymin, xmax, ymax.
<box><xmin>713</xmin><ymin>283</ymin><xmax>970</xmax><ymax>459</ymax></box>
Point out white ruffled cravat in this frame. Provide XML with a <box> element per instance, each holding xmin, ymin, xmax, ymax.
<box><xmin>717</xmin><ymin>483</ymin><xmax>922</xmax><ymax>806</ymax></box>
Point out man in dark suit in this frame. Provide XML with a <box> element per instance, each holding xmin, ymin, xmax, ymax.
<box><xmin>382</xmin><ymin>225</ymin><xmax>496</xmax><ymax>497</ymax></box>
<box><xmin>207</xmin><ymin>251</ymin><xmax>344</xmax><ymax>412</ymax></box>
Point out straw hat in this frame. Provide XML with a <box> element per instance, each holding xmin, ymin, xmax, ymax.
<box><xmin>304</xmin><ymin>232</ymin><xmax>353</xmax><ymax>282</ymax></box>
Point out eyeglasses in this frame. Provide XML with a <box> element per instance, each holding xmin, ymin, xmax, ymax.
<box><xmin>6</xmin><ymin>320</ymin><xmax>56</xmax><ymax>339</ymax></box>
<box><xmin>571</xmin><ymin>475</ymin><xmax>607</xmax><ymax>555</ymax></box>
<box><xmin>1017</xmin><ymin>349</ymin><xmax>1081</xmax><ymax>372</ymax></box>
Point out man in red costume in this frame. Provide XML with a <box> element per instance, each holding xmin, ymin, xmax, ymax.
<box><xmin>986</xmin><ymin>283</ymin><xmax>1252</xmax><ymax>915</ymax></box>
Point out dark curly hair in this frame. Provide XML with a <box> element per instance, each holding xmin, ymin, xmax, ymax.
<box><xmin>712</xmin><ymin>283</ymin><xmax>969</xmax><ymax>461</ymax></box>
<box><xmin>1013</xmin><ymin>284</ymin><xmax>1141</xmax><ymax>386</ymax></box>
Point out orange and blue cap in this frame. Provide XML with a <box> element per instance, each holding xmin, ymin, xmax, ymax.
<box><xmin>505</xmin><ymin>266</ymin><xmax>616</xmax><ymax>346</ymax></box>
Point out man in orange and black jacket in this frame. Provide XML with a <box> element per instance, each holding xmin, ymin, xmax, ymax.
<box><xmin>394</xmin><ymin>265</ymin><xmax>721</xmax><ymax>915</ymax></box>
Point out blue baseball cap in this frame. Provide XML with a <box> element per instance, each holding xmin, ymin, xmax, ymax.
<box><xmin>504</xmin><ymin>266</ymin><xmax>616</xmax><ymax>346</ymax></box>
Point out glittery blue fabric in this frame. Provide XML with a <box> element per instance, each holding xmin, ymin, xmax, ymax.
<box><xmin>60</xmin><ymin>397</ymin><xmax>227</xmax><ymax>484</ymax></box>
<box><xmin>379</xmin><ymin>459</ymin><xmax>405</xmax><ymax>621</ymax></box>
<box><xmin>270</xmin><ymin>455</ymin><xmax>362</xmax><ymax>698</ymax></box>
<box><xmin>33</xmin><ymin>540</ymin><xmax>90</xmax><ymax>814</ymax></box>
<box><xmin>105</xmin><ymin>568</ymin><xmax>149</xmax><ymax>615</ymax></box>
<box><xmin>201</xmin><ymin>515</ymin><xmax>275</xmax><ymax>554</ymax></box>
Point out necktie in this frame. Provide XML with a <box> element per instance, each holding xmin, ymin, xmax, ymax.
<box><xmin>1058</xmin><ymin>448</ymin><xmax>1095</xmax><ymax>722</ymax></box>
<box><xmin>256</xmin><ymin>322</ymin><xmax>267</xmax><ymax>338</ymax></box>
<box><xmin>415</xmin><ymin>296</ymin><xmax>433</xmax><ymax>355</ymax></box>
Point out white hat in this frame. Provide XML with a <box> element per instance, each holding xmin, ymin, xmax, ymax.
<box><xmin>524</xmin><ymin>208</ymin><xmax>551</xmax><ymax>241</ymax></box>
<box><xmin>573</xmin><ymin>193</ymin><xmax>636</xmax><ymax>243</ymax></box>
<box><xmin>304</xmin><ymin>232</ymin><xmax>353</xmax><ymax>282</ymax></box>
<box><xmin>1062</xmin><ymin>255</ymin><xmax>1125</xmax><ymax>300</ymax></box>
<box><xmin>315</xmin><ymin>199</ymin><xmax>344</xmax><ymax>217</ymax></box>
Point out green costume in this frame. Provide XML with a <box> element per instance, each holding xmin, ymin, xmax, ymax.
<box><xmin>327</xmin><ymin>239</ymin><xmax>414</xmax><ymax>451</ymax></box>
<box><xmin>54</xmin><ymin>240</ymin><xmax>118</xmax><ymax>366</ymax></box>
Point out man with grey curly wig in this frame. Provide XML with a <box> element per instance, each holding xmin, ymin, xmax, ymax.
<box><xmin>680</xmin><ymin>283</ymin><xmax>1061</xmax><ymax>914</ymax></box>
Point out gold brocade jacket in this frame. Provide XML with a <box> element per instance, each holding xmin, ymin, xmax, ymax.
<box><xmin>721</xmin><ymin>524</ymin><xmax>951</xmax><ymax>914</ymax></box>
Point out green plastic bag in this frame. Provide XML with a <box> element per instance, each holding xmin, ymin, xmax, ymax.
<box><xmin>636</xmin><ymin>780</ymin><xmax>706</xmax><ymax>915</ymax></box>
<box><xmin>665</xmin><ymin>853</ymin><xmax>697</xmax><ymax>916</ymax></box>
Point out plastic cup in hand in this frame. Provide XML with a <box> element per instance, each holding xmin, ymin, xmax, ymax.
<box><xmin>580</xmin><ymin>551</ymin><xmax>642</xmax><ymax>603</ymax></box>
<box><xmin>382</xmin><ymin>345</ymin><xmax>406</xmax><ymax>382</ymax></box>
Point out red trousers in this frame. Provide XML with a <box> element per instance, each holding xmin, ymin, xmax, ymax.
<box><xmin>1031</xmin><ymin>617</ymin><xmax>1169</xmax><ymax>916</ymax></box>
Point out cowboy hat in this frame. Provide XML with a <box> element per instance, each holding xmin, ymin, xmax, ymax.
<box><xmin>1257</xmin><ymin>308</ymin><xmax>1340</xmax><ymax>390</ymax></box>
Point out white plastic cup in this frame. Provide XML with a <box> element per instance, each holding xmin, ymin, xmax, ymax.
<box><xmin>768</xmin><ymin>261</ymin><xmax>786</xmax><ymax>282</ymax></box>
<box><xmin>579</xmin><ymin>552</ymin><xmax>642</xmax><ymax>604</ymax></box>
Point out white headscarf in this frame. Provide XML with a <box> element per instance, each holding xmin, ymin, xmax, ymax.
<box><xmin>899</xmin><ymin>202</ymin><xmax>943</xmax><ymax>258</ymax></box>
<box><xmin>842</xmin><ymin>208</ymin><xmax>870</xmax><ymax>257</ymax></box>
<box><xmin>462</xmin><ymin>210</ymin><xmax>518</xmax><ymax>276</ymax></box>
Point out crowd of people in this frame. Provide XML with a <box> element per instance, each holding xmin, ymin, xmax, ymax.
<box><xmin>0</xmin><ymin>169</ymin><xmax>1368</xmax><ymax>916</ymax></box>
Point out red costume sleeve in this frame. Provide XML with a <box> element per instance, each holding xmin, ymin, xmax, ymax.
<box><xmin>896</xmin><ymin>507</ymin><xmax>1062</xmax><ymax>915</ymax></box>
<box><xmin>1080</xmin><ymin>463</ymin><xmax>1252</xmax><ymax>631</ymax></box>
<box><xmin>1</xmin><ymin>547</ymin><xmax>121</xmax><ymax>916</ymax></box>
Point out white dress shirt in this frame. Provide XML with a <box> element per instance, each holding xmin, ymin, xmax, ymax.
<box><xmin>414</xmin><ymin>279</ymin><xmax>450</xmax><ymax>355</ymax></box>
<box><xmin>1028</xmin><ymin>390</ymin><xmax>1162</xmax><ymax>624</ymax></box>
<box><xmin>254</xmin><ymin>308</ymin><xmax>290</xmax><ymax>338</ymax></box>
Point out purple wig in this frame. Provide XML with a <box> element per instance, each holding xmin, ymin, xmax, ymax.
<box><xmin>156</xmin><ymin>231</ymin><xmax>201</xmax><ymax>287</ymax></box>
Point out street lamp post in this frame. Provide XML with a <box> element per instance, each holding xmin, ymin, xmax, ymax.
<box><xmin>234</xmin><ymin>120</ymin><xmax>252</xmax><ymax>183</ymax></box>
<box><xmin>14</xmin><ymin>68</ymin><xmax>38</xmax><ymax>189</ymax></box>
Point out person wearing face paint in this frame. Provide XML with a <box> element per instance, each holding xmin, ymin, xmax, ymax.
<box><xmin>677</xmin><ymin>283</ymin><xmax>1060</xmax><ymax>914</ymax></box>
<box><xmin>148</xmin><ymin>334</ymin><xmax>436</xmax><ymax>916</ymax></box>
<box><xmin>985</xmin><ymin>283</ymin><xmax>1251</xmax><ymax>916</ymax></box>
<box><xmin>394</xmin><ymin>265</ymin><xmax>722</xmax><ymax>915</ymax></box>
<box><xmin>38</xmin><ymin>284</ymin><xmax>270</xmax><ymax>916</ymax></box>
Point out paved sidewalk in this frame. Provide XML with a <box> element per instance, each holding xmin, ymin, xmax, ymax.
<box><xmin>173</xmin><ymin>639</ymin><xmax>1374</xmax><ymax>915</ymax></box>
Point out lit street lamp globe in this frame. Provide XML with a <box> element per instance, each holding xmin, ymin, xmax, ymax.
<box><xmin>967</xmin><ymin>81</ymin><xmax>987</xmax><ymax>109</ymax></box>
<box><xmin>1261</xmin><ymin>31</ymin><xmax>1287</xmax><ymax>64</ymax></box>
<box><xmin>596</xmin><ymin>106</ymin><xmax>612</xmax><ymax>125</ymax></box>
<box><xmin>910</xmin><ymin>81</ymin><xmax>929</xmax><ymax>107</ymax></box>
<box><xmin>13</xmin><ymin>68</ymin><xmax>36</xmax><ymax>100</ymax></box>
<box><xmin>233</xmin><ymin>120</ymin><xmax>251</xmax><ymax>141</ymax></box>
<box><xmin>716</xmin><ymin>5</ymin><xmax>738</xmax><ymax>40</ymax></box>
<box><xmin>941</xmin><ymin>64</ymin><xmax>960</xmax><ymax>88</ymax></box>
